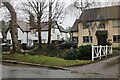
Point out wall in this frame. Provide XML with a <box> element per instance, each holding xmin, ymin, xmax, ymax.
<box><xmin>78</xmin><ymin>20</ymin><xmax>119</xmax><ymax>48</ymax></box>
<box><xmin>6</xmin><ymin>26</ymin><xmax>67</xmax><ymax>44</ymax></box>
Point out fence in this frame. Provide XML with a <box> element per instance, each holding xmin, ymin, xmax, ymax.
<box><xmin>92</xmin><ymin>45</ymin><xmax>112</xmax><ymax>61</ymax></box>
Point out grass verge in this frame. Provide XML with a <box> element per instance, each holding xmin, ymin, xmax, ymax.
<box><xmin>2</xmin><ymin>54</ymin><xmax>93</xmax><ymax>67</ymax></box>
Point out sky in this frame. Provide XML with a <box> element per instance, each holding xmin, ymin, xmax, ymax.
<box><xmin>0</xmin><ymin>0</ymin><xmax>120</xmax><ymax>29</ymax></box>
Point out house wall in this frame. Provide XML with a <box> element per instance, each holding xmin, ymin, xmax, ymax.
<box><xmin>72</xmin><ymin>32</ymin><xmax>78</xmax><ymax>37</ymax></box>
<box><xmin>78</xmin><ymin>20</ymin><xmax>120</xmax><ymax>48</ymax></box>
<box><xmin>41</xmin><ymin>28</ymin><xmax>67</xmax><ymax>43</ymax></box>
<box><xmin>7</xmin><ymin>28</ymin><xmax>38</xmax><ymax>45</ymax></box>
<box><xmin>6</xmin><ymin>27</ymin><xmax>67</xmax><ymax>44</ymax></box>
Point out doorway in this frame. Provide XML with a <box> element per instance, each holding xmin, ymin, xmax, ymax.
<box><xmin>96</xmin><ymin>30</ymin><xmax>108</xmax><ymax>46</ymax></box>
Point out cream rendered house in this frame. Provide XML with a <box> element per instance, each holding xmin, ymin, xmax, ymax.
<box><xmin>72</xmin><ymin>5</ymin><xmax>120</xmax><ymax>48</ymax></box>
<box><xmin>71</xmin><ymin>19</ymin><xmax>79</xmax><ymax>44</ymax></box>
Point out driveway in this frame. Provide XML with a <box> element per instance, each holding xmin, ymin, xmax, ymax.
<box><xmin>68</xmin><ymin>55</ymin><xmax>119</xmax><ymax>78</ymax></box>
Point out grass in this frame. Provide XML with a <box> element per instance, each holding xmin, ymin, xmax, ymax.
<box><xmin>2</xmin><ymin>54</ymin><xmax>93</xmax><ymax>67</ymax></box>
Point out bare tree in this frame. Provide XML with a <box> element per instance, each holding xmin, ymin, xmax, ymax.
<box><xmin>67</xmin><ymin>0</ymin><xmax>95</xmax><ymax>43</ymax></box>
<box><xmin>3</xmin><ymin>2</ymin><xmax>20</xmax><ymax>53</ymax></box>
<box><xmin>47</xmin><ymin>0</ymin><xmax>65</xmax><ymax>48</ymax></box>
<box><xmin>22</xmin><ymin>0</ymin><xmax>48</xmax><ymax>49</ymax></box>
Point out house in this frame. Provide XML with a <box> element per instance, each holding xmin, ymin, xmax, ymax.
<box><xmin>30</xmin><ymin>21</ymin><xmax>67</xmax><ymax>43</ymax></box>
<box><xmin>71</xmin><ymin>5</ymin><xmax>120</xmax><ymax>48</ymax></box>
<box><xmin>71</xmin><ymin>19</ymin><xmax>79</xmax><ymax>44</ymax></box>
<box><xmin>5</xmin><ymin>20</ymin><xmax>67</xmax><ymax>46</ymax></box>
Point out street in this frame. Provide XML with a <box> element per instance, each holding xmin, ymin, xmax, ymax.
<box><xmin>1</xmin><ymin>56</ymin><xmax>119</xmax><ymax>78</ymax></box>
<box><xmin>1</xmin><ymin>63</ymin><xmax>86</xmax><ymax>78</ymax></box>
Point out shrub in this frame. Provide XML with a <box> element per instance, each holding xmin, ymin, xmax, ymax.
<box><xmin>63</xmin><ymin>49</ymin><xmax>79</xmax><ymax>60</ymax></box>
<box><xmin>78</xmin><ymin>45</ymin><xmax>92</xmax><ymax>60</ymax></box>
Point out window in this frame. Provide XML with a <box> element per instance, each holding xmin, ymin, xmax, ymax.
<box><xmin>57</xmin><ymin>35</ymin><xmax>60</xmax><ymax>40</ymax></box>
<box><xmin>33</xmin><ymin>40</ymin><xmax>38</xmax><ymax>43</ymax></box>
<box><xmin>98</xmin><ymin>21</ymin><xmax>105</xmax><ymax>28</ymax></box>
<box><xmin>52</xmin><ymin>28</ymin><xmax>55</xmax><ymax>33</ymax></box>
<box><xmin>6</xmin><ymin>40</ymin><xmax>11</xmax><ymax>44</ymax></box>
<box><xmin>31</xmin><ymin>29</ymin><xmax>37</xmax><ymax>34</ymax></box>
<box><xmin>18</xmin><ymin>40</ymin><xmax>21</xmax><ymax>44</ymax></box>
<box><xmin>83</xmin><ymin>36</ymin><xmax>92</xmax><ymax>43</ymax></box>
<box><xmin>83</xmin><ymin>22</ymin><xmax>92</xmax><ymax>29</ymax></box>
<box><xmin>113</xmin><ymin>20</ymin><xmax>120</xmax><ymax>27</ymax></box>
<box><xmin>72</xmin><ymin>36</ymin><xmax>78</xmax><ymax>43</ymax></box>
<box><xmin>113</xmin><ymin>35</ymin><xmax>120</xmax><ymax>43</ymax></box>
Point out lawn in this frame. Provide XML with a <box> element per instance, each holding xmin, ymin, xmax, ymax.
<box><xmin>2</xmin><ymin>54</ymin><xmax>93</xmax><ymax>67</ymax></box>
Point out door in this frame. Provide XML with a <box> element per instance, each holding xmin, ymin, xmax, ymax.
<box><xmin>96</xmin><ymin>30</ymin><xmax>108</xmax><ymax>46</ymax></box>
<box><xmin>97</xmin><ymin>35</ymin><xmax>107</xmax><ymax>46</ymax></box>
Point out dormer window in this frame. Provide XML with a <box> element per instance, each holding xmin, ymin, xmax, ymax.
<box><xmin>113</xmin><ymin>20</ymin><xmax>120</xmax><ymax>27</ymax></box>
<box><xmin>98</xmin><ymin>21</ymin><xmax>105</xmax><ymax>28</ymax></box>
<box><xmin>83</xmin><ymin>22</ymin><xmax>92</xmax><ymax>29</ymax></box>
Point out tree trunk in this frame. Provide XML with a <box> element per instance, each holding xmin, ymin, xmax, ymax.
<box><xmin>3</xmin><ymin>2</ymin><xmax>20</xmax><ymax>53</ymax></box>
<box><xmin>47</xmin><ymin>1</ymin><xmax>52</xmax><ymax>48</ymax></box>
<box><xmin>37</xmin><ymin>16</ymin><xmax>42</xmax><ymax>49</ymax></box>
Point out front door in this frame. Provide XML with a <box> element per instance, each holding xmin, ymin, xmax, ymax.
<box><xmin>97</xmin><ymin>35</ymin><xmax>107</xmax><ymax>46</ymax></box>
<box><xmin>96</xmin><ymin>30</ymin><xmax>108</xmax><ymax>46</ymax></box>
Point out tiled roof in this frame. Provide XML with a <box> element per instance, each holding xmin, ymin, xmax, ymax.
<box><xmin>5</xmin><ymin>20</ymin><xmax>66</xmax><ymax>33</ymax></box>
<box><xmin>79</xmin><ymin>5</ymin><xmax>120</xmax><ymax>21</ymax></box>
<box><xmin>17</xmin><ymin>20</ymin><xmax>30</xmax><ymax>32</ymax></box>
<box><xmin>71</xmin><ymin>19</ymin><xmax>79</xmax><ymax>32</ymax></box>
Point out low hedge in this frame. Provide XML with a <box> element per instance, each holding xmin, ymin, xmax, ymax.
<box><xmin>63</xmin><ymin>45</ymin><xmax>92</xmax><ymax>60</ymax></box>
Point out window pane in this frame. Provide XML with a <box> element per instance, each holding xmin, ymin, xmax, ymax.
<box><xmin>118</xmin><ymin>35</ymin><xmax>120</xmax><ymax>42</ymax></box>
<box><xmin>113</xmin><ymin>35</ymin><xmax>120</xmax><ymax>43</ymax></box>
<box><xmin>83</xmin><ymin>36</ymin><xmax>92</xmax><ymax>43</ymax></box>
<box><xmin>83</xmin><ymin>22</ymin><xmax>92</xmax><ymax>29</ymax></box>
<box><xmin>113</xmin><ymin>36</ymin><xmax>117</xmax><ymax>42</ymax></box>
<box><xmin>113</xmin><ymin>20</ymin><xmax>120</xmax><ymax>27</ymax></box>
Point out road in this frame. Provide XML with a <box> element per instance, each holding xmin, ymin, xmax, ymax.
<box><xmin>1</xmin><ymin>56</ymin><xmax>119</xmax><ymax>78</ymax></box>
<box><xmin>1</xmin><ymin>63</ymin><xmax>89</xmax><ymax>78</ymax></box>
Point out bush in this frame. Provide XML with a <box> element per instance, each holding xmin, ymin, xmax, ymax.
<box><xmin>78</xmin><ymin>45</ymin><xmax>92</xmax><ymax>60</ymax></box>
<box><xmin>63</xmin><ymin>49</ymin><xmax>79</xmax><ymax>60</ymax></box>
<box><xmin>63</xmin><ymin>45</ymin><xmax>92</xmax><ymax>60</ymax></box>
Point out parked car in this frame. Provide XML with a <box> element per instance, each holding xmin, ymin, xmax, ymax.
<box><xmin>58</xmin><ymin>41</ymin><xmax>77</xmax><ymax>49</ymax></box>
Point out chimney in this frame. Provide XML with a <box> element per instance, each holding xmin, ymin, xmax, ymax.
<box><xmin>29</xmin><ymin>14</ymin><xmax>35</xmax><ymax>28</ymax></box>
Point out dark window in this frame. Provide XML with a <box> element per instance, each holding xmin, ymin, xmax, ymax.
<box><xmin>18</xmin><ymin>40</ymin><xmax>21</xmax><ymax>44</ymax></box>
<box><xmin>113</xmin><ymin>35</ymin><xmax>120</xmax><ymax>43</ymax></box>
<box><xmin>98</xmin><ymin>21</ymin><xmax>105</xmax><ymax>28</ymax></box>
<box><xmin>83</xmin><ymin>36</ymin><xmax>92</xmax><ymax>43</ymax></box>
<box><xmin>83</xmin><ymin>22</ymin><xmax>92</xmax><ymax>29</ymax></box>
<box><xmin>33</xmin><ymin>40</ymin><xmax>38</xmax><ymax>43</ymax></box>
<box><xmin>6</xmin><ymin>40</ymin><xmax>11</xmax><ymax>44</ymax></box>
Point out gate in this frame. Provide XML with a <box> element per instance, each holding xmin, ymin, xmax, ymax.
<box><xmin>92</xmin><ymin>45</ymin><xmax>112</xmax><ymax>61</ymax></box>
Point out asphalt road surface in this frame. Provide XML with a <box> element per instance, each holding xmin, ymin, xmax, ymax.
<box><xmin>1</xmin><ymin>63</ymin><xmax>88</xmax><ymax>78</ymax></box>
<box><xmin>68</xmin><ymin>55</ymin><xmax>119</xmax><ymax>78</ymax></box>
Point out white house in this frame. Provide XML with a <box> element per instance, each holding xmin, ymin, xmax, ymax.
<box><xmin>30</xmin><ymin>21</ymin><xmax>67</xmax><ymax>43</ymax></box>
<box><xmin>6</xmin><ymin>20</ymin><xmax>67</xmax><ymax>46</ymax></box>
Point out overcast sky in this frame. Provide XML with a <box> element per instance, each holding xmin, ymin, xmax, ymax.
<box><xmin>0</xmin><ymin>0</ymin><xmax>120</xmax><ymax>29</ymax></box>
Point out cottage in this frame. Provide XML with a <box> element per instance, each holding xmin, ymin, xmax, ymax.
<box><xmin>30</xmin><ymin>21</ymin><xmax>67</xmax><ymax>43</ymax></box>
<box><xmin>5</xmin><ymin>20</ymin><xmax>67</xmax><ymax>46</ymax></box>
<box><xmin>71</xmin><ymin>5</ymin><xmax>120</xmax><ymax>48</ymax></box>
